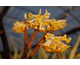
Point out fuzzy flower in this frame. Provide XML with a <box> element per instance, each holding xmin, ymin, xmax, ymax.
<box><xmin>44</xmin><ymin>9</ymin><xmax>50</xmax><ymax>18</ymax></box>
<box><xmin>12</xmin><ymin>21</ymin><xmax>29</xmax><ymax>33</ymax></box>
<box><xmin>27</xmin><ymin>9</ymin><xmax>67</xmax><ymax>33</ymax></box>
<box><xmin>13</xmin><ymin>9</ymin><xmax>67</xmax><ymax>33</ymax></box>
<box><xmin>13</xmin><ymin>13</ymin><xmax>29</xmax><ymax>33</ymax></box>
<box><xmin>28</xmin><ymin>12</ymin><xmax>33</xmax><ymax>18</ymax></box>
<box><xmin>41</xmin><ymin>33</ymin><xmax>72</xmax><ymax>53</ymax></box>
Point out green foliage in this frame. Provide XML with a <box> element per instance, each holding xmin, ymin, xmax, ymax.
<box><xmin>51</xmin><ymin>52</ymin><xmax>57</xmax><ymax>59</ymax></box>
<box><xmin>27</xmin><ymin>47</ymin><xmax>32</xmax><ymax>58</ymax></box>
<box><xmin>9</xmin><ymin>34</ymin><xmax>35</xmax><ymax>59</ymax></box>
<box><xmin>38</xmin><ymin>46</ymin><xmax>49</xmax><ymax>59</ymax></box>
<box><xmin>62</xmin><ymin>52</ymin><xmax>66</xmax><ymax>59</ymax></box>
<box><xmin>69</xmin><ymin>35</ymin><xmax>80</xmax><ymax>59</ymax></box>
<box><xmin>10</xmin><ymin>35</ymin><xmax>18</xmax><ymax>59</ymax></box>
<box><xmin>17</xmin><ymin>46</ymin><xmax>24</xmax><ymax>59</ymax></box>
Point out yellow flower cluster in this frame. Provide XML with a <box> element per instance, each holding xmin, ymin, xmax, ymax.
<box><xmin>12</xmin><ymin>21</ymin><xmax>29</xmax><ymax>33</ymax></box>
<box><xmin>41</xmin><ymin>33</ymin><xmax>72</xmax><ymax>53</ymax></box>
<box><xmin>27</xmin><ymin>9</ymin><xmax>67</xmax><ymax>32</ymax></box>
<box><xmin>13</xmin><ymin>9</ymin><xmax>67</xmax><ymax>33</ymax></box>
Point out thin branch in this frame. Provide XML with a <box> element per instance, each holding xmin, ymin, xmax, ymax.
<box><xmin>20</xmin><ymin>29</ymin><xmax>38</xmax><ymax>59</ymax></box>
<box><xmin>28</xmin><ymin>33</ymin><xmax>47</xmax><ymax>59</ymax></box>
<box><xmin>24</xmin><ymin>26</ymin><xmax>27</xmax><ymax>49</ymax></box>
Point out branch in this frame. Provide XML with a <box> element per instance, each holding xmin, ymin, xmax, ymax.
<box><xmin>0</xmin><ymin>14</ymin><xmax>10</xmax><ymax>59</ymax></box>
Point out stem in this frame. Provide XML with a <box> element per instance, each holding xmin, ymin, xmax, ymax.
<box><xmin>51</xmin><ymin>30</ymin><xmax>62</xmax><ymax>59</ymax></box>
<box><xmin>51</xmin><ymin>30</ymin><xmax>54</xmax><ymax>34</ymax></box>
<box><xmin>28</xmin><ymin>33</ymin><xmax>47</xmax><ymax>59</ymax></box>
<box><xmin>57</xmin><ymin>52</ymin><xmax>62</xmax><ymax>59</ymax></box>
<box><xmin>24</xmin><ymin>26</ymin><xmax>27</xmax><ymax>59</ymax></box>
<box><xmin>24</xmin><ymin>18</ymin><xmax>28</xmax><ymax>49</ymax></box>
<box><xmin>0</xmin><ymin>14</ymin><xmax>10</xmax><ymax>59</ymax></box>
<box><xmin>20</xmin><ymin>29</ymin><xmax>38</xmax><ymax>59</ymax></box>
<box><xmin>24</xmin><ymin>26</ymin><xmax>27</xmax><ymax>49</ymax></box>
<box><xmin>23</xmin><ymin>18</ymin><xmax>28</xmax><ymax>59</ymax></box>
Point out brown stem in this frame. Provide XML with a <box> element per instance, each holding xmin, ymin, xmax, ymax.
<box><xmin>28</xmin><ymin>33</ymin><xmax>47</xmax><ymax>59</ymax></box>
<box><xmin>24</xmin><ymin>18</ymin><xmax>28</xmax><ymax>48</ymax></box>
<box><xmin>23</xmin><ymin>18</ymin><xmax>28</xmax><ymax>59</ymax></box>
<box><xmin>20</xmin><ymin>29</ymin><xmax>38</xmax><ymax>59</ymax></box>
<box><xmin>51</xmin><ymin>30</ymin><xmax>62</xmax><ymax>59</ymax></box>
<box><xmin>24</xmin><ymin>26</ymin><xmax>27</xmax><ymax>59</ymax></box>
<box><xmin>24</xmin><ymin>26</ymin><xmax>27</xmax><ymax>49</ymax></box>
<box><xmin>57</xmin><ymin>52</ymin><xmax>62</xmax><ymax>59</ymax></box>
<box><xmin>51</xmin><ymin>30</ymin><xmax>54</xmax><ymax>34</ymax></box>
<box><xmin>0</xmin><ymin>14</ymin><xmax>10</xmax><ymax>59</ymax></box>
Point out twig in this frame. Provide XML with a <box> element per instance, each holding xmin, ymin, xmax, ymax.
<box><xmin>24</xmin><ymin>26</ymin><xmax>27</xmax><ymax>59</ymax></box>
<box><xmin>28</xmin><ymin>33</ymin><xmax>47</xmax><ymax>59</ymax></box>
<box><xmin>51</xmin><ymin>30</ymin><xmax>62</xmax><ymax>59</ymax></box>
<box><xmin>57</xmin><ymin>52</ymin><xmax>62</xmax><ymax>59</ymax></box>
<box><xmin>51</xmin><ymin>30</ymin><xmax>54</xmax><ymax>34</ymax></box>
<box><xmin>24</xmin><ymin>26</ymin><xmax>27</xmax><ymax>48</ymax></box>
<box><xmin>0</xmin><ymin>14</ymin><xmax>10</xmax><ymax>59</ymax></box>
<box><xmin>20</xmin><ymin>29</ymin><xmax>38</xmax><ymax>59</ymax></box>
<box><xmin>24</xmin><ymin>19</ymin><xmax>27</xmax><ymax>49</ymax></box>
<box><xmin>23</xmin><ymin>16</ymin><xmax>28</xmax><ymax>59</ymax></box>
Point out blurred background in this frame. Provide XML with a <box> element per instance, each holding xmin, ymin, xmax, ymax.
<box><xmin>0</xmin><ymin>6</ymin><xmax>80</xmax><ymax>59</ymax></box>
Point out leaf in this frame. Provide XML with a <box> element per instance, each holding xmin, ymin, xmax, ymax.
<box><xmin>62</xmin><ymin>52</ymin><xmax>66</xmax><ymax>59</ymax></box>
<box><xmin>75</xmin><ymin>53</ymin><xmax>80</xmax><ymax>59</ymax></box>
<box><xmin>17</xmin><ymin>46</ymin><xmax>24</xmax><ymax>59</ymax></box>
<box><xmin>69</xmin><ymin>35</ymin><xmax>80</xmax><ymax>59</ymax></box>
<box><xmin>51</xmin><ymin>52</ymin><xmax>57</xmax><ymax>59</ymax></box>
<box><xmin>10</xmin><ymin>34</ymin><xmax>18</xmax><ymax>59</ymax></box>
<box><xmin>66</xmin><ymin>50</ymin><xmax>70</xmax><ymax>59</ymax></box>
<box><xmin>27</xmin><ymin>47</ymin><xmax>32</xmax><ymax>58</ymax></box>
<box><xmin>38</xmin><ymin>46</ymin><xmax>48</xmax><ymax>59</ymax></box>
<box><xmin>10</xmin><ymin>52</ymin><xmax>13</xmax><ymax>59</ymax></box>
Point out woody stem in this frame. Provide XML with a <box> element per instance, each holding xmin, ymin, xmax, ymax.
<box><xmin>24</xmin><ymin>26</ymin><xmax>27</xmax><ymax>59</ymax></box>
<box><xmin>20</xmin><ymin>29</ymin><xmax>38</xmax><ymax>59</ymax></box>
<box><xmin>51</xmin><ymin>30</ymin><xmax>62</xmax><ymax>59</ymax></box>
<box><xmin>24</xmin><ymin>26</ymin><xmax>27</xmax><ymax>49</ymax></box>
<box><xmin>28</xmin><ymin>33</ymin><xmax>47</xmax><ymax>59</ymax></box>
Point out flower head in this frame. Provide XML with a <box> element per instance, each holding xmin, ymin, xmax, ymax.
<box><xmin>13</xmin><ymin>13</ymin><xmax>29</xmax><ymax>33</ymax></box>
<box><xmin>28</xmin><ymin>12</ymin><xmax>33</xmax><ymax>18</ymax></box>
<box><xmin>41</xmin><ymin>33</ymin><xmax>72</xmax><ymax>53</ymax></box>
<box><xmin>44</xmin><ymin>9</ymin><xmax>50</xmax><ymax>18</ymax></box>
<box><xmin>13</xmin><ymin>21</ymin><xmax>28</xmax><ymax>33</ymax></box>
<box><xmin>13</xmin><ymin>9</ymin><xmax>67</xmax><ymax>33</ymax></box>
<box><xmin>27</xmin><ymin>9</ymin><xmax>67</xmax><ymax>33</ymax></box>
<box><xmin>36</xmin><ymin>14</ymin><xmax>42</xmax><ymax>21</ymax></box>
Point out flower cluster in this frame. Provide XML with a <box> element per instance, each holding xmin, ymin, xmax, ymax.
<box><xmin>41</xmin><ymin>33</ymin><xmax>72</xmax><ymax>53</ymax></box>
<box><xmin>12</xmin><ymin>21</ymin><xmax>29</xmax><ymax>33</ymax></box>
<box><xmin>12</xmin><ymin>9</ymin><xmax>72</xmax><ymax>54</ymax></box>
<box><xmin>13</xmin><ymin>9</ymin><xmax>67</xmax><ymax>33</ymax></box>
<box><xmin>27</xmin><ymin>9</ymin><xmax>67</xmax><ymax>32</ymax></box>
